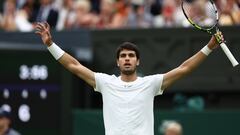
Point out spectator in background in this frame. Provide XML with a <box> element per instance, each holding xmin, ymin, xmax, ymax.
<box><xmin>163</xmin><ymin>121</ymin><xmax>183</xmax><ymax>135</ymax></box>
<box><xmin>55</xmin><ymin>0</ymin><xmax>74</xmax><ymax>31</ymax></box>
<box><xmin>1</xmin><ymin>0</ymin><xmax>17</xmax><ymax>31</ymax></box>
<box><xmin>150</xmin><ymin>0</ymin><xmax>162</xmax><ymax>16</ymax></box>
<box><xmin>65</xmin><ymin>0</ymin><xmax>98</xmax><ymax>29</ymax></box>
<box><xmin>153</xmin><ymin>0</ymin><xmax>176</xmax><ymax>27</ymax></box>
<box><xmin>217</xmin><ymin>0</ymin><xmax>240</xmax><ymax>26</ymax></box>
<box><xmin>90</xmin><ymin>0</ymin><xmax>100</xmax><ymax>14</ymax></box>
<box><xmin>1</xmin><ymin>0</ymin><xmax>240</xmax><ymax>32</ymax></box>
<box><xmin>15</xmin><ymin>0</ymin><xmax>34</xmax><ymax>32</ymax></box>
<box><xmin>0</xmin><ymin>108</ymin><xmax>21</xmax><ymax>135</ymax></box>
<box><xmin>110</xmin><ymin>0</ymin><xmax>130</xmax><ymax>28</ymax></box>
<box><xmin>127</xmin><ymin>1</ymin><xmax>153</xmax><ymax>28</ymax></box>
<box><xmin>173</xmin><ymin>0</ymin><xmax>188</xmax><ymax>27</ymax></box>
<box><xmin>31</xmin><ymin>0</ymin><xmax>58</xmax><ymax>28</ymax></box>
<box><xmin>97</xmin><ymin>0</ymin><xmax>114</xmax><ymax>29</ymax></box>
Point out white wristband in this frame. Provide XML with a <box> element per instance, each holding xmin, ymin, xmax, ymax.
<box><xmin>201</xmin><ymin>45</ymin><xmax>212</xmax><ymax>56</ymax></box>
<box><xmin>47</xmin><ymin>43</ymin><xmax>65</xmax><ymax>60</ymax></box>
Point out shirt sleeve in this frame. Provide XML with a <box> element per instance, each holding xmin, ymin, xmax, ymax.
<box><xmin>152</xmin><ymin>74</ymin><xmax>164</xmax><ymax>96</ymax></box>
<box><xmin>94</xmin><ymin>72</ymin><xmax>109</xmax><ymax>93</ymax></box>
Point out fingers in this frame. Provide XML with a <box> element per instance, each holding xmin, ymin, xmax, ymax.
<box><xmin>36</xmin><ymin>22</ymin><xmax>45</xmax><ymax>30</ymax></box>
<box><xmin>214</xmin><ymin>31</ymin><xmax>224</xmax><ymax>44</ymax></box>
<box><xmin>35</xmin><ymin>31</ymin><xmax>41</xmax><ymax>35</ymax></box>
<box><xmin>35</xmin><ymin>22</ymin><xmax>51</xmax><ymax>36</ymax></box>
<box><xmin>44</xmin><ymin>22</ymin><xmax>50</xmax><ymax>30</ymax></box>
<box><xmin>35</xmin><ymin>22</ymin><xmax>49</xmax><ymax>31</ymax></box>
<box><xmin>35</xmin><ymin>22</ymin><xmax>43</xmax><ymax>34</ymax></box>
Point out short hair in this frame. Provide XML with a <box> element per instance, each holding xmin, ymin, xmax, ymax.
<box><xmin>166</xmin><ymin>122</ymin><xmax>182</xmax><ymax>133</ymax></box>
<box><xmin>116</xmin><ymin>42</ymin><xmax>140</xmax><ymax>59</ymax></box>
<box><xmin>162</xmin><ymin>121</ymin><xmax>182</xmax><ymax>135</ymax></box>
<box><xmin>0</xmin><ymin>108</ymin><xmax>11</xmax><ymax>119</ymax></box>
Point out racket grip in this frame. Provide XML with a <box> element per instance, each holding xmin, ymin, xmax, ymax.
<box><xmin>220</xmin><ymin>42</ymin><xmax>239</xmax><ymax>67</ymax></box>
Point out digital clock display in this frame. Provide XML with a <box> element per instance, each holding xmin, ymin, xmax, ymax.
<box><xmin>0</xmin><ymin>46</ymin><xmax>62</xmax><ymax>135</ymax></box>
<box><xmin>19</xmin><ymin>65</ymin><xmax>48</xmax><ymax>80</ymax></box>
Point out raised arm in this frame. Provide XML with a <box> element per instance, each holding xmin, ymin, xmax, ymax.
<box><xmin>161</xmin><ymin>33</ymin><xmax>223</xmax><ymax>90</ymax></box>
<box><xmin>35</xmin><ymin>22</ymin><xmax>96</xmax><ymax>88</ymax></box>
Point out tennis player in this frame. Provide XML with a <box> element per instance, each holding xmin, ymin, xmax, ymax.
<box><xmin>35</xmin><ymin>22</ymin><xmax>223</xmax><ymax>135</ymax></box>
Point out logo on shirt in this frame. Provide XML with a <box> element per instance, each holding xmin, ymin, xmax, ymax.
<box><xmin>123</xmin><ymin>84</ymin><xmax>132</xmax><ymax>88</ymax></box>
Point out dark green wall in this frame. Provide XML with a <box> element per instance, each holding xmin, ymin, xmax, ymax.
<box><xmin>73</xmin><ymin>109</ymin><xmax>240</xmax><ymax>135</ymax></box>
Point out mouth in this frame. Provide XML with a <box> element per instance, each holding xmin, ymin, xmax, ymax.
<box><xmin>124</xmin><ymin>63</ymin><xmax>131</xmax><ymax>66</ymax></box>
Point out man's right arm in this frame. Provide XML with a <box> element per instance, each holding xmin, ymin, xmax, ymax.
<box><xmin>35</xmin><ymin>22</ymin><xmax>96</xmax><ymax>88</ymax></box>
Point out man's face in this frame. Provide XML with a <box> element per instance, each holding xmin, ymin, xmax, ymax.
<box><xmin>0</xmin><ymin>117</ymin><xmax>10</xmax><ymax>134</ymax></box>
<box><xmin>165</xmin><ymin>127</ymin><xmax>181</xmax><ymax>135</ymax></box>
<box><xmin>117</xmin><ymin>49</ymin><xmax>139</xmax><ymax>75</ymax></box>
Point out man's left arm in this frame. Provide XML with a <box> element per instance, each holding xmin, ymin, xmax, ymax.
<box><xmin>161</xmin><ymin>33</ymin><xmax>222</xmax><ymax>90</ymax></box>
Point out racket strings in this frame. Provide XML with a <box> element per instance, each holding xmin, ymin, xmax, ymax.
<box><xmin>182</xmin><ymin>0</ymin><xmax>217</xmax><ymax>29</ymax></box>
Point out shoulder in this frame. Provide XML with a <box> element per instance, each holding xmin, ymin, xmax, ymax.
<box><xmin>143</xmin><ymin>74</ymin><xmax>165</xmax><ymax>95</ymax></box>
<box><xmin>94</xmin><ymin>73</ymin><xmax>118</xmax><ymax>92</ymax></box>
<box><xmin>95</xmin><ymin>72</ymin><xmax>117</xmax><ymax>81</ymax></box>
<box><xmin>143</xmin><ymin>74</ymin><xmax>164</xmax><ymax>80</ymax></box>
<box><xmin>141</xmin><ymin>74</ymin><xmax>164</xmax><ymax>86</ymax></box>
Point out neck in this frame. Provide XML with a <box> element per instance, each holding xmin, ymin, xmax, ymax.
<box><xmin>120</xmin><ymin>72</ymin><xmax>137</xmax><ymax>82</ymax></box>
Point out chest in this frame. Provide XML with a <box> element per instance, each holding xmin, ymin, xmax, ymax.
<box><xmin>101</xmin><ymin>81</ymin><xmax>155</xmax><ymax>107</ymax></box>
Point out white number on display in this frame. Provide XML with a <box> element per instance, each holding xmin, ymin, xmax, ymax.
<box><xmin>19</xmin><ymin>65</ymin><xmax>48</xmax><ymax>80</ymax></box>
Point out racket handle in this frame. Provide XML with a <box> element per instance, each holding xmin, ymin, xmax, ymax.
<box><xmin>220</xmin><ymin>42</ymin><xmax>239</xmax><ymax>67</ymax></box>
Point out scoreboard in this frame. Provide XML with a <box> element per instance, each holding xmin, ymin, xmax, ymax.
<box><xmin>0</xmin><ymin>43</ymin><xmax>69</xmax><ymax>135</ymax></box>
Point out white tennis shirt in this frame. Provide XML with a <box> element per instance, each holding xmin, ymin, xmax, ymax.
<box><xmin>94</xmin><ymin>73</ymin><xmax>164</xmax><ymax>135</ymax></box>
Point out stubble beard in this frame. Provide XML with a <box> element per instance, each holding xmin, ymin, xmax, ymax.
<box><xmin>121</xmin><ymin>68</ymin><xmax>136</xmax><ymax>75</ymax></box>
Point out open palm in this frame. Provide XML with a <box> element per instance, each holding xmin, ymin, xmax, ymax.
<box><xmin>35</xmin><ymin>22</ymin><xmax>53</xmax><ymax>46</ymax></box>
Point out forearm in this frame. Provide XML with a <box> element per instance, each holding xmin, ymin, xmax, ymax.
<box><xmin>179</xmin><ymin>50</ymin><xmax>207</xmax><ymax>75</ymax></box>
<box><xmin>179</xmin><ymin>40</ymin><xmax>214</xmax><ymax>75</ymax></box>
<box><xmin>47</xmin><ymin>43</ymin><xmax>95</xmax><ymax>87</ymax></box>
<box><xmin>58</xmin><ymin>52</ymin><xmax>81</xmax><ymax>72</ymax></box>
<box><xmin>47</xmin><ymin>42</ymin><xmax>80</xmax><ymax>71</ymax></box>
<box><xmin>162</xmin><ymin>45</ymin><xmax>212</xmax><ymax>90</ymax></box>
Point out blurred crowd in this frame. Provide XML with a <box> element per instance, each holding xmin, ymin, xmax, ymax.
<box><xmin>0</xmin><ymin>0</ymin><xmax>239</xmax><ymax>32</ymax></box>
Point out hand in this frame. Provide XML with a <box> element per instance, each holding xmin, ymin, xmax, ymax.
<box><xmin>207</xmin><ymin>31</ymin><xmax>224</xmax><ymax>50</ymax></box>
<box><xmin>35</xmin><ymin>22</ymin><xmax>53</xmax><ymax>46</ymax></box>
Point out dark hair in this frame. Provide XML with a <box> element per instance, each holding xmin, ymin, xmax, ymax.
<box><xmin>116</xmin><ymin>42</ymin><xmax>140</xmax><ymax>59</ymax></box>
<box><xmin>0</xmin><ymin>108</ymin><xmax>11</xmax><ymax>119</ymax></box>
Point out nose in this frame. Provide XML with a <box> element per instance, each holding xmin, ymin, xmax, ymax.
<box><xmin>125</xmin><ymin>56</ymin><xmax>130</xmax><ymax>61</ymax></box>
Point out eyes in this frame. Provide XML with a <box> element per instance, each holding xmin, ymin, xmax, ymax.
<box><xmin>120</xmin><ymin>53</ymin><xmax>136</xmax><ymax>58</ymax></box>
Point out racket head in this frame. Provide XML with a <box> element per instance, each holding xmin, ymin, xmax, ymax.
<box><xmin>181</xmin><ymin>0</ymin><xmax>219</xmax><ymax>34</ymax></box>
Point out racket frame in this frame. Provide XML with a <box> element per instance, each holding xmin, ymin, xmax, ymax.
<box><xmin>181</xmin><ymin>0</ymin><xmax>239</xmax><ymax>67</ymax></box>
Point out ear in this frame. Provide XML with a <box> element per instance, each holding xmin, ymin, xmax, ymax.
<box><xmin>117</xmin><ymin>60</ymin><xmax>120</xmax><ymax>67</ymax></box>
<box><xmin>137</xmin><ymin>59</ymin><xmax>140</xmax><ymax>66</ymax></box>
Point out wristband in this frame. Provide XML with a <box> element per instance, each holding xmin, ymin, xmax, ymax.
<box><xmin>47</xmin><ymin>43</ymin><xmax>65</xmax><ymax>60</ymax></box>
<box><xmin>201</xmin><ymin>45</ymin><xmax>212</xmax><ymax>56</ymax></box>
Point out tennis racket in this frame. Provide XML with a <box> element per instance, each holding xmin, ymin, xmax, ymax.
<box><xmin>181</xmin><ymin>0</ymin><xmax>239</xmax><ymax>67</ymax></box>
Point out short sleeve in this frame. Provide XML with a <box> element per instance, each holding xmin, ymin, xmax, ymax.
<box><xmin>152</xmin><ymin>74</ymin><xmax>164</xmax><ymax>96</ymax></box>
<box><xmin>94</xmin><ymin>72</ymin><xmax>110</xmax><ymax>93</ymax></box>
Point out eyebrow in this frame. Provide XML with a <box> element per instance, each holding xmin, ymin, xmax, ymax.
<box><xmin>120</xmin><ymin>52</ymin><xmax>136</xmax><ymax>56</ymax></box>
